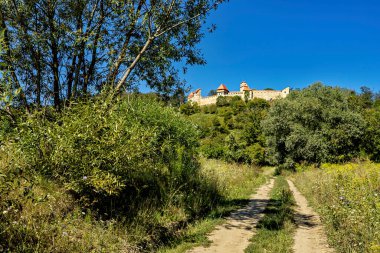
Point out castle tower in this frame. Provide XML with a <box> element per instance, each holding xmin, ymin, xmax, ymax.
<box><xmin>216</xmin><ymin>84</ymin><xmax>229</xmax><ymax>96</ymax></box>
<box><xmin>240</xmin><ymin>81</ymin><xmax>250</xmax><ymax>92</ymax></box>
<box><xmin>187</xmin><ymin>89</ymin><xmax>202</xmax><ymax>103</ymax></box>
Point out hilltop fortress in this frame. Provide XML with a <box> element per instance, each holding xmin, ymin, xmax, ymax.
<box><xmin>188</xmin><ymin>81</ymin><xmax>290</xmax><ymax>106</ymax></box>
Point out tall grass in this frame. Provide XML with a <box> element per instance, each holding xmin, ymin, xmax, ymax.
<box><xmin>160</xmin><ymin>158</ymin><xmax>268</xmax><ymax>253</ymax></box>
<box><xmin>293</xmin><ymin>162</ymin><xmax>380</xmax><ymax>252</ymax></box>
<box><xmin>199</xmin><ymin>158</ymin><xmax>267</xmax><ymax>200</ymax></box>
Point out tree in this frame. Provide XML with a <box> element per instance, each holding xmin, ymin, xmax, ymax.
<box><xmin>179</xmin><ymin>102</ymin><xmax>200</xmax><ymax>115</ymax></box>
<box><xmin>216</xmin><ymin>96</ymin><xmax>229</xmax><ymax>107</ymax></box>
<box><xmin>359</xmin><ymin>86</ymin><xmax>374</xmax><ymax>109</ymax></box>
<box><xmin>0</xmin><ymin>0</ymin><xmax>226</xmax><ymax>110</ymax></box>
<box><xmin>208</xmin><ymin>89</ymin><xmax>217</xmax><ymax>96</ymax></box>
<box><xmin>262</xmin><ymin>83</ymin><xmax>365</xmax><ymax>166</ymax></box>
<box><xmin>348</xmin><ymin>86</ymin><xmax>374</xmax><ymax>110</ymax></box>
<box><xmin>247</xmin><ymin>98</ymin><xmax>270</xmax><ymax>111</ymax></box>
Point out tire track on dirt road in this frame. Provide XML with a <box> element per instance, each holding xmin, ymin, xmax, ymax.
<box><xmin>287</xmin><ymin>179</ymin><xmax>335</xmax><ymax>253</ymax></box>
<box><xmin>187</xmin><ymin>178</ymin><xmax>275</xmax><ymax>253</ymax></box>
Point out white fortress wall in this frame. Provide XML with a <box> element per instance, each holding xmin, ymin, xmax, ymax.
<box><xmin>251</xmin><ymin>90</ymin><xmax>283</xmax><ymax>100</ymax></box>
<box><xmin>198</xmin><ymin>95</ymin><xmax>217</xmax><ymax>106</ymax></box>
<box><xmin>224</xmin><ymin>92</ymin><xmax>245</xmax><ymax>100</ymax></box>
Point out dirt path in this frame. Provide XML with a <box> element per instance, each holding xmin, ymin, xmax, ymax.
<box><xmin>287</xmin><ymin>180</ymin><xmax>335</xmax><ymax>253</ymax></box>
<box><xmin>187</xmin><ymin>178</ymin><xmax>275</xmax><ymax>253</ymax></box>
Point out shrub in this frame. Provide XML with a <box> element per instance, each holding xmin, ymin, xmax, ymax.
<box><xmin>200</xmin><ymin>136</ymin><xmax>226</xmax><ymax>160</ymax></box>
<box><xmin>0</xmin><ymin>96</ymin><xmax>228</xmax><ymax>251</ymax></box>
<box><xmin>15</xmin><ymin>97</ymin><xmax>215</xmax><ymax>215</ymax></box>
<box><xmin>363</xmin><ymin>108</ymin><xmax>380</xmax><ymax>162</ymax></box>
<box><xmin>207</xmin><ymin>104</ymin><xmax>217</xmax><ymax>114</ymax></box>
<box><xmin>247</xmin><ymin>98</ymin><xmax>270</xmax><ymax>111</ymax></box>
<box><xmin>245</xmin><ymin>143</ymin><xmax>266</xmax><ymax>165</ymax></box>
<box><xmin>216</xmin><ymin>96</ymin><xmax>229</xmax><ymax>107</ymax></box>
<box><xmin>179</xmin><ymin>102</ymin><xmax>200</xmax><ymax>115</ymax></box>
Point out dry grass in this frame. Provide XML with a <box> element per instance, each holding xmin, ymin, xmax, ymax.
<box><xmin>0</xmin><ymin>175</ymin><xmax>131</xmax><ymax>252</ymax></box>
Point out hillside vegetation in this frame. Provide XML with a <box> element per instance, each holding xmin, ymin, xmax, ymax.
<box><xmin>182</xmin><ymin>84</ymin><xmax>380</xmax><ymax>167</ymax></box>
<box><xmin>179</xmin><ymin>84</ymin><xmax>380</xmax><ymax>252</ymax></box>
<box><xmin>181</xmin><ymin>96</ymin><xmax>270</xmax><ymax>165</ymax></box>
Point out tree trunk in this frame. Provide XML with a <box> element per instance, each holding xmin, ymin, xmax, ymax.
<box><xmin>114</xmin><ymin>37</ymin><xmax>154</xmax><ymax>93</ymax></box>
<box><xmin>47</xmin><ymin>7</ymin><xmax>60</xmax><ymax>110</ymax></box>
<box><xmin>67</xmin><ymin>55</ymin><xmax>77</xmax><ymax>100</ymax></box>
<box><xmin>107</xmin><ymin>0</ymin><xmax>145</xmax><ymax>84</ymax></box>
<box><xmin>0</xmin><ymin>10</ymin><xmax>30</xmax><ymax>113</ymax></box>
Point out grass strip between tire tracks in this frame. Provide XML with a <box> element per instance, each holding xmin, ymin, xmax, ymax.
<box><xmin>245</xmin><ymin>176</ymin><xmax>296</xmax><ymax>253</ymax></box>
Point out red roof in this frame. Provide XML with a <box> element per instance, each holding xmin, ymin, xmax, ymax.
<box><xmin>242</xmin><ymin>86</ymin><xmax>251</xmax><ymax>91</ymax></box>
<box><xmin>217</xmin><ymin>84</ymin><xmax>229</xmax><ymax>91</ymax></box>
<box><xmin>195</xmin><ymin>89</ymin><xmax>201</xmax><ymax>94</ymax></box>
<box><xmin>188</xmin><ymin>92</ymin><xmax>194</xmax><ymax>99</ymax></box>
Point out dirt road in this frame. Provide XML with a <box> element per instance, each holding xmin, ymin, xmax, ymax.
<box><xmin>287</xmin><ymin>180</ymin><xmax>335</xmax><ymax>253</ymax></box>
<box><xmin>187</xmin><ymin>178</ymin><xmax>275</xmax><ymax>253</ymax></box>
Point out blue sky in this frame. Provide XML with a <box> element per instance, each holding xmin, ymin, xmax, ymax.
<box><xmin>181</xmin><ymin>0</ymin><xmax>380</xmax><ymax>95</ymax></box>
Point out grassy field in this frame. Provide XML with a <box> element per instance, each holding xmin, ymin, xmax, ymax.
<box><xmin>160</xmin><ymin>158</ymin><xmax>270</xmax><ymax>253</ymax></box>
<box><xmin>245</xmin><ymin>176</ymin><xmax>295</xmax><ymax>253</ymax></box>
<box><xmin>292</xmin><ymin>162</ymin><xmax>380</xmax><ymax>253</ymax></box>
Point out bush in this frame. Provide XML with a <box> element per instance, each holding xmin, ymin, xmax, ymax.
<box><xmin>207</xmin><ymin>104</ymin><xmax>217</xmax><ymax>114</ymax></box>
<box><xmin>179</xmin><ymin>102</ymin><xmax>200</xmax><ymax>115</ymax></box>
<box><xmin>363</xmin><ymin>108</ymin><xmax>380</xmax><ymax>162</ymax></box>
<box><xmin>247</xmin><ymin>98</ymin><xmax>270</xmax><ymax>111</ymax></box>
<box><xmin>14</xmin><ymin>97</ymin><xmax>217</xmax><ymax>214</ymax></box>
<box><xmin>199</xmin><ymin>135</ymin><xmax>226</xmax><ymax>159</ymax></box>
<box><xmin>245</xmin><ymin>143</ymin><xmax>266</xmax><ymax>165</ymax></box>
<box><xmin>216</xmin><ymin>96</ymin><xmax>229</xmax><ymax>107</ymax></box>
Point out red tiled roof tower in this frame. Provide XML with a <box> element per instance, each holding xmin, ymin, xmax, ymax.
<box><xmin>217</xmin><ymin>84</ymin><xmax>229</xmax><ymax>92</ymax></box>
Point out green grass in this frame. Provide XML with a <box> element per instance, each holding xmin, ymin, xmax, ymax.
<box><xmin>245</xmin><ymin>176</ymin><xmax>296</xmax><ymax>253</ymax></box>
<box><xmin>159</xmin><ymin>159</ymin><xmax>270</xmax><ymax>253</ymax></box>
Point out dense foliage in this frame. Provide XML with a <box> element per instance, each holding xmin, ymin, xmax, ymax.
<box><xmin>3</xmin><ymin>19</ymin><xmax>380</xmax><ymax>250</ymax></box>
<box><xmin>262</xmin><ymin>83</ymin><xmax>380</xmax><ymax>168</ymax></box>
<box><xmin>184</xmin><ymin>96</ymin><xmax>270</xmax><ymax>165</ymax></box>
<box><xmin>0</xmin><ymin>97</ymin><xmax>229</xmax><ymax>251</ymax></box>
<box><xmin>362</xmin><ymin>107</ymin><xmax>380</xmax><ymax>162</ymax></box>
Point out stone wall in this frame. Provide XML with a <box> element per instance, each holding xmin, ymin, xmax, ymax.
<box><xmin>198</xmin><ymin>95</ymin><xmax>217</xmax><ymax>106</ymax></box>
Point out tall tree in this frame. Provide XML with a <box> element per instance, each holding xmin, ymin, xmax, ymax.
<box><xmin>262</xmin><ymin>83</ymin><xmax>365</xmax><ymax>166</ymax></box>
<box><xmin>0</xmin><ymin>0</ymin><xmax>226</xmax><ymax>110</ymax></box>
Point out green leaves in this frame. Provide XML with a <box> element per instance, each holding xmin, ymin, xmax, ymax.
<box><xmin>263</xmin><ymin>83</ymin><xmax>366</xmax><ymax>166</ymax></box>
<box><xmin>15</xmin><ymin>96</ymin><xmax>200</xmax><ymax>208</ymax></box>
<box><xmin>1</xmin><ymin>0</ymin><xmax>226</xmax><ymax>108</ymax></box>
